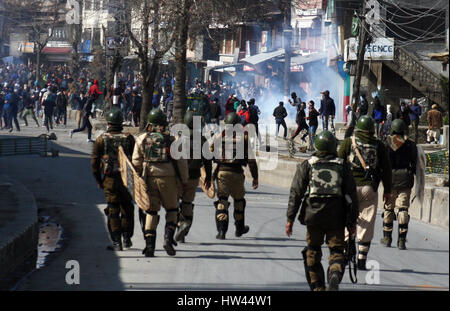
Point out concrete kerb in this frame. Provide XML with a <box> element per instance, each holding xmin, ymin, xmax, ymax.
<box><xmin>0</xmin><ymin>174</ymin><xmax>39</xmax><ymax>284</ymax></box>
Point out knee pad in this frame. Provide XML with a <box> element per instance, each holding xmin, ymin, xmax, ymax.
<box><xmin>181</xmin><ymin>201</ymin><xmax>194</xmax><ymax>217</ymax></box>
<box><xmin>358</xmin><ymin>241</ymin><xmax>371</xmax><ymax>259</ymax></box>
<box><xmin>397</xmin><ymin>208</ymin><xmax>410</xmax><ymax>225</ymax></box>
<box><xmin>165</xmin><ymin>208</ymin><xmax>179</xmax><ymax>224</ymax></box>
<box><xmin>234</xmin><ymin>198</ymin><xmax>246</xmax><ymax>221</ymax></box>
<box><xmin>214</xmin><ymin>197</ymin><xmax>230</xmax><ymax>222</ymax></box>
<box><xmin>144</xmin><ymin>211</ymin><xmax>160</xmax><ymax>232</ymax></box>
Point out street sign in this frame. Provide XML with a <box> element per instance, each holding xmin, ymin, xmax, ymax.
<box><xmin>345</xmin><ymin>37</ymin><xmax>394</xmax><ymax>61</ymax></box>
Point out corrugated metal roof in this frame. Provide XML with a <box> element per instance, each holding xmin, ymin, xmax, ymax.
<box><xmin>240</xmin><ymin>49</ymin><xmax>285</xmax><ymax>65</ymax></box>
<box><xmin>290</xmin><ymin>52</ymin><xmax>327</xmax><ymax>65</ymax></box>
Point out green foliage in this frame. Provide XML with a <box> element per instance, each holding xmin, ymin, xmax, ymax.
<box><xmin>440</xmin><ymin>75</ymin><xmax>449</xmax><ymax>111</ymax></box>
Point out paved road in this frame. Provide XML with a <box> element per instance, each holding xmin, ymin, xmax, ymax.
<box><xmin>0</xmin><ymin>119</ymin><xmax>448</xmax><ymax>291</ymax></box>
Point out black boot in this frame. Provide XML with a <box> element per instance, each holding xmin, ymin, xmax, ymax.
<box><xmin>327</xmin><ymin>271</ymin><xmax>341</xmax><ymax>291</ymax></box>
<box><xmin>216</xmin><ymin>218</ymin><xmax>229</xmax><ymax>240</ymax></box>
<box><xmin>380</xmin><ymin>231</ymin><xmax>392</xmax><ymax>247</ymax></box>
<box><xmin>107</xmin><ymin>232</ymin><xmax>123</xmax><ymax>251</ymax></box>
<box><xmin>122</xmin><ymin>232</ymin><xmax>133</xmax><ymax>248</ymax></box>
<box><xmin>163</xmin><ymin>225</ymin><xmax>177</xmax><ymax>256</ymax></box>
<box><xmin>215</xmin><ymin>204</ymin><xmax>229</xmax><ymax>240</ymax></box>
<box><xmin>357</xmin><ymin>258</ymin><xmax>367</xmax><ymax>270</ymax></box>
<box><xmin>235</xmin><ymin>220</ymin><xmax>249</xmax><ymax>237</ymax></box>
<box><xmin>142</xmin><ymin>235</ymin><xmax>156</xmax><ymax>257</ymax></box>
<box><xmin>175</xmin><ymin>220</ymin><xmax>192</xmax><ymax>243</ymax></box>
<box><xmin>398</xmin><ymin>232</ymin><xmax>407</xmax><ymax>250</ymax></box>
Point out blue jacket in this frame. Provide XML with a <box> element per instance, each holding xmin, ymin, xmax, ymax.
<box><xmin>409</xmin><ymin>105</ymin><xmax>422</xmax><ymax>121</ymax></box>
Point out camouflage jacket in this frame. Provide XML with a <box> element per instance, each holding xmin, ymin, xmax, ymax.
<box><xmin>91</xmin><ymin>130</ymin><xmax>135</xmax><ymax>184</ymax></box>
<box><xmin>287</xmin><ymin>153</ymin><xmax>358</xmax><ymax>229</ymax></box>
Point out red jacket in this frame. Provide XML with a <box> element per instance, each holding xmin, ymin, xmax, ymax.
<box><xmin>89</xmin><ymin>80</ymin><xmax>103</xmax><ymax>99</ymax></box>
<box><xmin>225</xmin><ymin>98</ymin><xmax>235</xmax><ymax>115</ymax></box>
<box><xmin>237</xmin><ymin>108</ymin><xmax>250</xmax><ymax>125</ymax></box>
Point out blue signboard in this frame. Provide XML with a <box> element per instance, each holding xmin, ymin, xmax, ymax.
<box><xmin>78</xmin><ymin>40</ymin><xmax>91</xmax><ymax>54</ymax></box>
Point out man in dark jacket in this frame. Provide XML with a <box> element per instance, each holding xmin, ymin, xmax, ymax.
<box><xmin>381</xmin><ymin>119</ymin><xmax>417</xmax><ymax>250</ymax></box>
<box><xmin>290</xmin><ymin>102</ymin><xmax>309</xmax><ymax>142</ymax></box>
<box><xmin>286</xmin><ymin>131</ymin><xmax>358</xmax><ymax>291</ymax></box>
<box><xmin>55</xmin><ymin>90</ymin><xmax>68</xmax><ymax>127</ymax></box>
<box><xmin>409</xmin><ymin>98</ymin><xmax>422</xmax><ymax>144</ymax></box>
<box><xmin>319</xmin><ymin>90</ymin><xmax>335</xmax><ymax>132</ymax></box>
<box><xmin>396</xmin><ymin>102</ymin><xmax>411</xmax><ymax>135</ymax></box>
<box><xmin>273</xmin><ymin>101</ymin><xmax>288</xmax><ymax>139</ymax></box>
<box><xmin>372</xmin><ymin>96</ymin><xmax>386</xmax><ymax>139</ymax></box>
<box><xmin>358</xmin><ymin>94</ymin><xmax>369</xmax><ymax>117</ymax></box>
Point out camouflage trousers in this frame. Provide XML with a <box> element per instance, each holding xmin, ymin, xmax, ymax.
<box><xmin>215</xmin><ymin>170</ymin><xmax>246</xmax><ymax>224</ymax></box>
<box><xmin>304</xmin><ymin>225</ymin><xmax>346</xmax><ymax>291</ymax></box>
<box><xmin>103</xmin><ymin>175</ymin><xmax>135</xmax><ymax>238</ymax></box>
<box><xmin>383</xmin><ymin>188</ymin><xmax>411</xmax><ymax>236</ymax></box>
<box><xmin>140</xmin><ymin>176</ymin><xmax>179</xmax><ymax>237</ymax></box>
<box><xmin>355</xmin><ymin>185</ymin><xmax>378</xmax><ymax>260</ymax></box>
<box><xmin>179</xmin><ymin>178</ymin><xmax>199</xmax><ymax>219</ymax></box>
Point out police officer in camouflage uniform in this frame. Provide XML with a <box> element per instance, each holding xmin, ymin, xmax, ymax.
<box><xmin>380</xmin><ymin>119</ymin><xmax>417</xmax><ymax>250</ymax></box>
<box><xmin>175</xmin><ymin>111</ymin><xmax>213</xmax><ymax>243</ymax></box>
<box><xmin>91</xmin><ymin>108</ymin><xmax>136</xmax><ymax>251</ymax></box>
<box><xmin>211</xmin><ymin>112</ymin><xmax>258</xmax><ymax>239</ymax></box>
<box><xmin>132</xmin><ymin>108</ymin><xmax>188</xmax><ymax>257</ymax></box>
<box><xmin>338</xmin><ymin>116</ymin><xmax>392</xmax><ymax>270</ymax></box>
<box><xmin>286</xmin><ymin>131</ymin><xmax>359</xmax><ymax>291</ymax></box>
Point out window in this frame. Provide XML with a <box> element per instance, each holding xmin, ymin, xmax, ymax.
<box><xmin>51</xmin><ymin>27</ymin><xmax>66</xmax><ymax>40</ymax></box>
<box><xmin>82</xmin><ymin>28</ymin><xmax>92</xmax><ymax>41</ymax></box>
<box><xmin>102</xmin><ymin>0</ymin><xmax>109</xmax><ymax>10</ymax></box>
<box><xmin>85</xmin><ymin>0</ymin><xmax>91</xmax><ymax>10</ymax></box>
<box><xmin>94</xmin><ymin>0</ymin><xmax>101</xmax><ymax>11</ymax></box>
<box><xmin>92</xmin><ymin>28</ymin><xmax>101</xmax><ymax>47</ymax></box>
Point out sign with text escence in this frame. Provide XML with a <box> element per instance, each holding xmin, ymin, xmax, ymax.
<box><xmin>345</xmin><ymin>37</ymin><xmax>394</xmax><ymax>61</ymax></box>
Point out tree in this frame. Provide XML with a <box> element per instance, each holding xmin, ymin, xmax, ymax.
<box><xmin>3</xmin><ymin>0</ymin><xmax>63</xmax><ymax>86</ymax></box>
<box><xmin>126</xmin><ymin>0</ymin><xmax>180</xmax><ymax>131</ymax></box>
<box><xmin>170</xmin><ymin>0</ymin><xmax>300</xmax><ymax>124</ymax></box>
<box><xmin>65</xmin><ymin>0</ymin><xmax>84</xmax><ymax>83</ymax></box>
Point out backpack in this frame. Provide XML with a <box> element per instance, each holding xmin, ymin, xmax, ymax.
<box><xmin>248</xmin><ymin>105</ymin><xmax>259</xmax><ymax>123</ymax></box>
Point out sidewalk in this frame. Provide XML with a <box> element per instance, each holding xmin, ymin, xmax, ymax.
<box><xmin>0</xmin><ymin>174</ymin><xmax>39</xmax><ymax>289</ymax></box>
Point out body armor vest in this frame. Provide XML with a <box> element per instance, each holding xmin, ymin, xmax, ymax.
<box><xmin>307</xmin><ymin>156</ymin><xmax>344</xmax><ymax>198</ymax></box>
<box><xmin>389</xmin><ymin>140</ymin><xmax>413</xmax><ymax>171</ymax></box>
<box><xmin>143</xmin><ymin>131</ymin><xmax>170</xmax><ymax>163</ymax></box>
<box><xmin>348</xmin><ymin>136</ymin><xmax>378</xmax><ymax>171</ymax></box>
<box><xmin>214</xmin><ymin>132</ymin><xmax>247</xmax><ymax>165</ymax></box>
<box><xmin>102</xmin><ymin>133</ymin><xmax>130</xmax><ymax>176</ymax></box>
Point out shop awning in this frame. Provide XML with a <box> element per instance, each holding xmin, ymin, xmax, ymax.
<box><xmin>290</xmin><ymin>52</ymin><xmax>327</xmax><ymax>65</ymax></box>
<box><xmin>295</xmin><ymin>16</ymin><xmax>319</xmax><ymax>29</ymax></box>
<box><xmin>240</xmin><ymin>49</ymin><xmax>285</xmax><ymax>66</ymax></box>
<box><xmin>41</xmin><ymin>47</ymin><xmax>72</xmax><ymax>54</ymax></box>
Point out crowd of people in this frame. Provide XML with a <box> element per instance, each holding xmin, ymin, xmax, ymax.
<box><xmin>0</xmin><ymin>61</ymin><xmax>445</xmax><ymax>149</ymax></box>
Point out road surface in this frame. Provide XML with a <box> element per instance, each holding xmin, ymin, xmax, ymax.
<box><xmin>0</xmin><ymin>119</ymin><xmax>448</xmax><ymax>291</ymax></box>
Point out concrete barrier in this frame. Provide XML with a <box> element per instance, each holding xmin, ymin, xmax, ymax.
<box><xmin>0</xmin><ymin>175</ymin><xmax>39</xmax><ymax>286</ymax></box>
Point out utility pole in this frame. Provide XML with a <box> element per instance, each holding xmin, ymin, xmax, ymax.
<box><xmin>283</xmin><ymin>0</ymin><xmax>292</xmax><ymax>103</ymax></box>
<box><xmin>112</xmin><ymin>0</ymin><xmax>124</xmax><ymax>107</ymax></box>
<box><xmin>351</xmin><ymin>1</ymin><xmax>371</xmax><ymax>112</ymax></box>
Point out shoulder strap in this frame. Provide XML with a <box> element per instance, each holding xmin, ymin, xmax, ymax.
<box><xmin>351</xmin><ymin>135</ymin><xmax>367</xmax><ymax>170</ymax></box>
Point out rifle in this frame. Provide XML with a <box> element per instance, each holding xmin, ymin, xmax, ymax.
<box><xmin>343</xmin><ymin>194</ymin><xmax>357</xmax><ymax>284</ymax></box>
